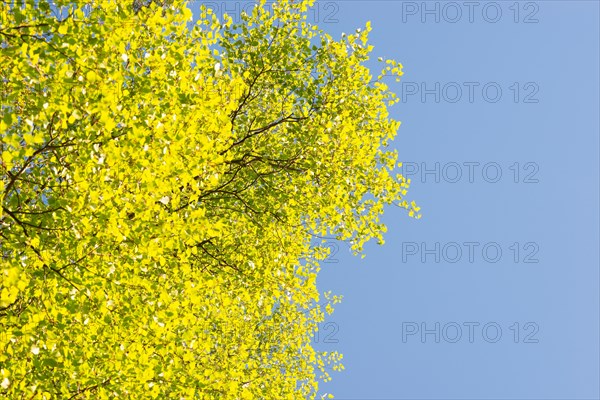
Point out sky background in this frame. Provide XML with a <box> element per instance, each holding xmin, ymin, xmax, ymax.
<box><xmin>191</xmin><ymin>1</ymin><xmax>600</xmax><ymax>399</ymax></box>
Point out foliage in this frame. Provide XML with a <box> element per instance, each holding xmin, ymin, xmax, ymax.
<box><xmin>0</xmin><ymin>0</ymin><xmax>418</xmax><ymax>398</ymax></box>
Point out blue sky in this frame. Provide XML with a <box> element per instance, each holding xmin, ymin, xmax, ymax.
<box><xmin>310</xmin><ymin>1</ymin><xmax>600</xmax><ymax>399</ymax></box>
<box><xmin>192</xmin><ymin>1</ymin><xmax>600</xmax><ymax>398</ymax></box>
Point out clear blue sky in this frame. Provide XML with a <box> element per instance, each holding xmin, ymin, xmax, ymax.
<box><xmin>193</xmin><ymin>1</ymin><xmax>600</xmax><ymax>398</ymax></box>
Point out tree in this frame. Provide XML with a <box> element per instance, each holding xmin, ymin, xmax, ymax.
<box><xmin>0</xmin><ymin>0</ymin><xmax>419</xmax><ymax>398</ymax></box>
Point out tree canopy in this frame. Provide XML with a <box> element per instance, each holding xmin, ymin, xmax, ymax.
<box><xmin>0</xmin><ymin>0</ymin><xmax>419</xmax><ymax>398</ymax></box>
